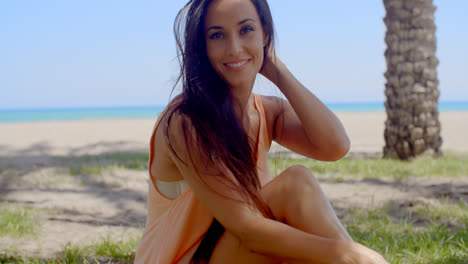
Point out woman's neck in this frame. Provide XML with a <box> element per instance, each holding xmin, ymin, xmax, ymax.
<box><xmin>232</xmin><ymin>91</ymin><xmax>255</xmax><ymax>130</ymax></box>
<box><xmin>231</xmin><ymin>80</ymin><xmax>253</xmax><ymax>108</ymax></box>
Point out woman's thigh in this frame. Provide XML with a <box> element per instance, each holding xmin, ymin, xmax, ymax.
<box><xmin>209</xmin><ymin>230</ymin><xmax>284</xmax><ymax>264</ymax></box>
<box><xmin>208</xmin><ymin>167</ymin><xmax>311</xmax><ymax>264</ymax></box>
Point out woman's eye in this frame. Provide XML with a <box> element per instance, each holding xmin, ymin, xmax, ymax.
<box><xmin>209</xmin><ymin>32</ymin><xmax>224</xmax><ymax>39</ymax></box>
<box><xmin>240</xmin><ymin>26</ymin><xmax>254</xmax><ymax>34</ymax></box>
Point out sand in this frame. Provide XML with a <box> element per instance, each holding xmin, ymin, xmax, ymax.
<box><xmin>1</xmin><ymin>111</ymin><xmax>466</xmax><ymax>158</ymax></box>
<box><xmin>0</xmin><ymin>111</ymin><xmax>467</xmax><ymax>259</ymax></box>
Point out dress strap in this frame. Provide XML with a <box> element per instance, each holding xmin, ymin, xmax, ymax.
<box><xmin>148</xmin><ymin>98</ymin><xmax>182</xmax><ymax>199</ymax></box>
<box><xmin>253</xmin><ymin>94</ymin><xmax>271</xmax><ymax>150</ymax></box>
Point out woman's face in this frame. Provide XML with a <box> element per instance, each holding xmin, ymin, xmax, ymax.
<box><xmin>204</xmin><ymin>0</ymin><xmax>266</xmax><ymax>90</ymax></box>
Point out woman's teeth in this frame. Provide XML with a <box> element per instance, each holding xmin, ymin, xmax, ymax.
<box><xmin>226</xmin><ymin>60</ymin><xmax>247</xmax><ymax>68</ymax></box>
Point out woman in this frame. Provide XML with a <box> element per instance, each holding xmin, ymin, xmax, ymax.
<box><xmin>135</xmin><ymin>0</ymin><xmax>389</xmax><ymax>263</ymax></box>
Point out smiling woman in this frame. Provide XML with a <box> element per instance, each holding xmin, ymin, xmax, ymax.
<box><xmin>204</xmin><ymin>0</ymin><xmax>267</xmax><ymax>92</ymax></box>
<box><xmin>134</xmin><ymin>0</ymin><xmax>389</xmax><ymax>263</ymax></box>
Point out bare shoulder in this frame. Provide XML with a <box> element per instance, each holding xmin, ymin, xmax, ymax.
<box><xmin>151</xmin><ymin>108</ymin><xmax>190</xmax><ymax>181</ymax></box>
<box><xmin>259</xmin><ymin>95</ymin><xmax>287</xmax><ymax>141</ymax></box>
<box><xmin>259</xmin><ymin>94</ymin><xmax>283</xmax><ymax>109</ymax></box>
<box><xmin>163</xmin><ymin>109</ymin><xmax>210</xmax><ymax>171</ymax></box>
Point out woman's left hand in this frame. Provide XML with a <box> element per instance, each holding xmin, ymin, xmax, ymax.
<box><xmin>259</xmin><ymin>45</ymin><xmax>285</xmax><ymax>86</ymax></box>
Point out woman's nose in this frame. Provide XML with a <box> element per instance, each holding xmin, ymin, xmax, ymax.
<box><xmin>227</xmin><ymin>36</ymin><xmax>242</xmax><ymax>56</ymax></box>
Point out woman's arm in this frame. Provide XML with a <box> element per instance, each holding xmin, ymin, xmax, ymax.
<box><xmin>164</xmin><ymin>114</ymin><xmax>386</xmax><ymax>264</ymax></box>
<box><xmin>260</xmin><ymin>53</ymin><xmax>350</xmax><ymax>161</ymax></box>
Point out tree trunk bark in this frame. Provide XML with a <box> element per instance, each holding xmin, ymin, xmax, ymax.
<box><xmin>383</xmin><ymin>0</ymin><xmax>442</xmax><ymax>159</ymax></box>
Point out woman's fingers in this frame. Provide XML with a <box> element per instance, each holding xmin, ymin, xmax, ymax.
<box><xmin>259</xmin><ymin>46</ymin><xmax>285</xmax><ymax>84</ymax></box>
<box><xmin>352</xmin><ymin>243</ymin><xmax>389</xmax><ymax>264</ymax></box>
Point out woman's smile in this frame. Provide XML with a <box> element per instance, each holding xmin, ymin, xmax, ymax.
<box><xmin>204</xmin><ymin>0</ymin><xmax>266</xmax><ymax>90</ymax></box>
<box><xmin>224</xmin><ymin>59</ymin><xmax>251</xmax><ymax>72</ymax></box>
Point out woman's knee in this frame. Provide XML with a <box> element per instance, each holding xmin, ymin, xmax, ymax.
<box><xmin>260</xmin><ymin>165</ymin><xmax>320</xmax><ymax>219</ymax></box>
<box><xmin>279</xmin><ymin>165</ymin><xmax>320</xmax><ymax>195</ymax></box>
<box><xmin>262</xmin><ymin>165</ymin><xmax>318</xmax><ymax>199</ymax></box>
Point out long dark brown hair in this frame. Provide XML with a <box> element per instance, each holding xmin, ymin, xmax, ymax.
<box><xmin>163</xmin><ymin>0</ymin><xmax>277</xmax><ymax>263</ymax></box>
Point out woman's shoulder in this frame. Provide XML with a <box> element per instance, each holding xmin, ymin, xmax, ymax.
<box><xmin>258</xmin><ymin>94</ymin><xmax>283</xmax><ymax>109</ymax></box>
<box><xmin>151</xmin><ymin>100</ymin><xmax>189</xmax><ymax>182</ymax></box>
<box><xmin>155</xmin><ymin>104</ymin><xmax>193</xmax><ymax>149</ymax></box>
<box><xmin>153</xmin><ymin>99</ymin><xmax>199</xmax><ymax>160</ymax></box>
<box><xmin>156</xmin><ymin>96</ymin><xmax>189</xmax><ymax>132</ymax></box>
<box><xmin>257</xmin><ymin>94</ymin><xmax>285</xmax><ymax>118</ymax></box>
<box><xmin>258</xmin><ymin>94</ymin><xmax>284</xmax><ymax>139</ymax></box>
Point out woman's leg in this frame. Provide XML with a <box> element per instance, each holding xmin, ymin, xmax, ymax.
<box><xmin>265</xmin><ymin>165</ymin><xmax>352</xmax><ymax>241</ymax></box>
<box><xmin>208</xmin><ymin>165</ymin><xmax>352</xmax><ymax>264</ymax></box>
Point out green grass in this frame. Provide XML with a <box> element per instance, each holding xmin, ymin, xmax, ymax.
<box><xmin>84</xmin><ymin>236</ymin><xmax>139</xmax><ymax>260</ymax></box>
<box><xmin>269</xmin><ymin>152</ymin><xmax>468</xmax><ymax>179</ymax></box>
<box><xmin>3</xmin><ymin>199</ymin><xmax>467</xmax><ymax>263</ymax></box>
<box><xmin>413</xmin><ymin>199</ymin><xmax>468</xmax><ymax>228</ymax></box>
<box><xmin>345</xmin><ymin>201</ymin><xmax>468</xmax><ymax>264</ymax></box>
<box><xmin>53</xmin><ymin>151</ymin><xmax>468</xmax><ymax>180</ymax></box>
<box><xmin>56</xmin><ymin>238</ymin><xmax>138</xmax><ymax>264</ymax></box>
<box><xmin>55</xmin><ymin>152</ymin><xmax>149</xmax><ymax>173</ymax></box>
<box><xmin>2</xmin><ymin>153</ymin><xmax>468</xmax><ymax>263</ymax></box>
<box><xmin>0</xmin><ymin>236</ymin><xmax>140</xmax><ymax>264</ymax></box>
<box><xmin>24</xmin><ymin>173</ymin><xmax>81</xmax><ymax>187</ymax></box>
<box><xmin>0</xmin><ymin>205</ymin><xmax>40</xmax><ymax>237</ymax></box>
<box><xmin>56</xmin><ymin>152</ymin><xmax>149</xmax><ymax>177</ymax></box>
<box><xmin>69</xmin><ymin>166</ymin><xmax>104</xmax><ymax>176</ymax></box>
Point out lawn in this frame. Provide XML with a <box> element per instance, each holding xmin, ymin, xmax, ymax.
<box><xmin>1</xmin><ymin>153</ymin><xmax>467</xmax><ymax>264</ymax></box>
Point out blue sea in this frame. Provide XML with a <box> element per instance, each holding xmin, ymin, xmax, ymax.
<box><xmin>1</xmin><ymin>102</ymin><xmax>467</xmax><ymax>124</ymax></box>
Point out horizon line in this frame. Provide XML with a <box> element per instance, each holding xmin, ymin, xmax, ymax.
<box><xmin>1</xmin><ymin>100</ymin><xmax>468</xmax><ymax>111</ymax></box>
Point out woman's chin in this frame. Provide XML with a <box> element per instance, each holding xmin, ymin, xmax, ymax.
<box><xmin>223</xmin><ymin>74</ymin><xmax>257</xmax><ymax>90</ymax></box>
<box><xmin>226</xmin><ymin>80</ymin><xmax>255</xmax><ymax>92</ymax></box>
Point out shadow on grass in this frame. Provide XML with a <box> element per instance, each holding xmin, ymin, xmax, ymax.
<box><xmin>345</xmin><ymin>201</ymin><xmax>468</xmax><ymax>264</ymax></box>
<box><xmin>0</xmin><ymin>149</ymin><xmax>150</xmax><ymax>228</ymax></box>
<box><xmin>0</xmin><ymin>255</ymin><xmax>134</xmax><ymax>264</ymax></box>
<box><xmin>321</xmin><ymin>177</ymin><xmax>468</xmax><ymax>204</ymax></box>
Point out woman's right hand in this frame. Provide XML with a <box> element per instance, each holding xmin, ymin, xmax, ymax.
<box><xmin>339</xmin><ymin>241</ymin><xmax>389</xmax><ymax>264</ymax></box>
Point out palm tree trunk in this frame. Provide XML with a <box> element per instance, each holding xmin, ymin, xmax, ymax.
<box><xmin>383</xmin><ymin>0</ymin><xmax>442</xmax><ymax>159</ymax></box>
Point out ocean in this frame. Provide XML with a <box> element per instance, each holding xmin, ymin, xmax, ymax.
<box><xmin>1</xmin><ymin>102</ymin><xmax>467</xmax><ymax>124</ymax></box>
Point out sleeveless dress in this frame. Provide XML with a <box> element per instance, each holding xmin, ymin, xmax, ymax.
<box><xmin>135</xmin><ymin>94</ymin><xmax>273</xmax><ymax>264</ymax></box>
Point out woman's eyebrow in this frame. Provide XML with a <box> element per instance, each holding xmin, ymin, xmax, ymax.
<box><xmin>206</xmin><ymin>18</ymin><xmax>256</xmax><ymax>32</ymax></box>
<box><xmin>238</xmin><ymin>18</ymin><xmax>255</xmax><ymax>25</ymax></box>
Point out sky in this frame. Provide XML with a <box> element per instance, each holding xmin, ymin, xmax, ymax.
<box><xmin>1</xmin><ymin>0</ymin><xmax>467</xmax><ymax>109</ymax></box>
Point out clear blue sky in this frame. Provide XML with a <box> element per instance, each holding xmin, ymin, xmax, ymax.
<box><xmin>1</xmin><ymin>0</ymin><xmax>467</xmax><ymax>109</ymax></box>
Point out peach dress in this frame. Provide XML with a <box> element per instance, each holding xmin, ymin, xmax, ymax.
<box><xmin>135</xmin><ymin>94</ymin><xmax>273</xmax><ymax>264</ymax></box>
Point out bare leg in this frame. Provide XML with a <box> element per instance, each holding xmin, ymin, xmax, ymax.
<box><xmin>266</xmin><ymin>165</ymin><xmax>352</xmax><ymax>241</ymax></box>
<box><xmin>208</xmin><ymin>165</ymin><xmax>351</xmax><ymax>264</ymax></box>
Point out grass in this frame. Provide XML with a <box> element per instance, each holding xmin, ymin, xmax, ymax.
<box><xmin>56</xmin><ymin>236</ymin><xmax>139</xmax><ymax>264</ymax></box>
<box><xmin>269</xmin><ymin>152</ymin><xmax>468</xmax><ymax>179</ymax></box>
<box><xmin>0</xmin><ymin>236</ymin><xmax>140</xmax><ymax>264</ymax></box>
<box><xmin>58</xmin><ymin>152</ymin><xmax>148</xmax><ymax>178</ymax></box>
<box><xmin>344</xmin><ymin>201</ymin><xmax>468</xmax><ymax>264</ymax></box>
<box><xmin>25</xmin><ymin>173</ymin><xmax>81</xmax><ymax>187</ymax></box>
<box><xmin>50</xmin><ymin>151</ymin><xmax>468</xmax><ymax>181</ymax></box>
<box><xmin>2</xmin><ymin>153</ymin><xmax>468</xmax><ymax>263</ymax></box>
<box><xmin>69</xmin><ymin>166</ymin><xmax>104</xmax><ymax>176</ymax></box>
<box><xmin>54</xmin><ymin>152</ymin><xmax>149</xmax><ymax>173</ymax></box>
<box><xmin>2</xmin><ymin>199</ymin><xmax>467</xmax><ymax>263</ymax></box>
<box><xmin>52</xmin><ymin>152</ymin><xmax>149</xmax><ymax>187</ymax></box>
<box><xmin>86</xmin><ymin>236</ymin><xmax>139</xmax><ymax>261</ymax></box>
<box><xmin>0</xmin><ymin>205</ymin><xmax>40</xmax><ymax>237</ymax></box>
<box><xmin>413</xmin><ymin>198</ymin><xmax>468</xmax><ymax>228</ymax></box>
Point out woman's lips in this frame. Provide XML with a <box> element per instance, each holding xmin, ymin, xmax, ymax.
<box><xmin>224</xmin><ymin>59</ymin><xmax>250</xmax><ymax>72</ymax></box>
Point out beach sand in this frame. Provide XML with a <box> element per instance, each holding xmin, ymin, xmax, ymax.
<box><xmin>1</xmin><ymin>112</ymin><xmax>467</xmax><ymax>259</ymax></box>
<box><xmin>1</xmin><ymin>111</ymin><xmax>466</xmax><ymax>158</ymax></box>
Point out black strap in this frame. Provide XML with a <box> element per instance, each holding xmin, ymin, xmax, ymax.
<box><xmin>190</xmin><ymin>218</ymin><xmax>225</xmax><ymax>264</ymax></box>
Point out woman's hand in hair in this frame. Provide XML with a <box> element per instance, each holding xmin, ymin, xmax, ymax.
<box><xmin>259</xmin><ymin>45</ymin><xmax>285</xmax><ymax>86</ymax></box>
<box><xmin>259</xmin><ymin>44</ymin><xmax>350</xmax><ymax>161</ymax></box>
